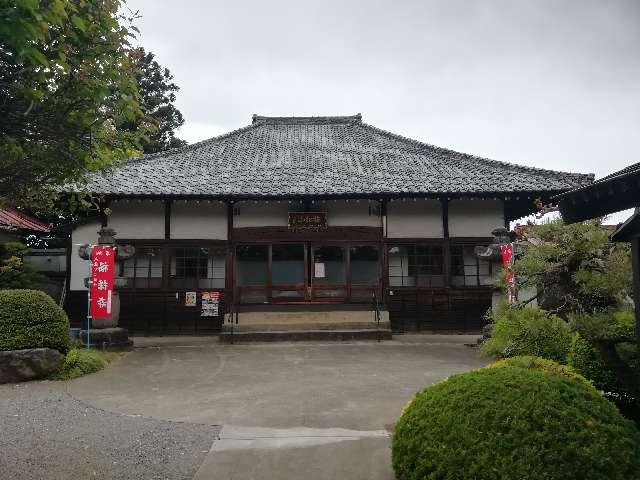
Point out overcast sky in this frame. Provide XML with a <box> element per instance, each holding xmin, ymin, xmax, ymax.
<box><xmin>126</xmin><ymin>0</ymin><xmax>639</xmax><ymax>222</ymax></box>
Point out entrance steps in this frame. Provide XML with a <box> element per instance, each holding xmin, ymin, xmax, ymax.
<box><xmin>219</xmin><ymin>308</ymin><xmax>392</xmax><ymax>342</ymax></box>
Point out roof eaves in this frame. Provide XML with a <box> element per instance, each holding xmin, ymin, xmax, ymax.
<box><xmin>554</xmin><ymin>162</ymin><xmax>640</xmax><ymax>201</ymax></box>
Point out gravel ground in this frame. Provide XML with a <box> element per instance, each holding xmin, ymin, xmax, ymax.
<box><xmin>0</xmin><ymin>382</ymin><xmax>220</xmax><ymax>480</ymax></box>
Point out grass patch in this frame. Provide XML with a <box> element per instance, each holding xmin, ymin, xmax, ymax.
<box><xmin>50</xmin><ymin>348</ymin><xmax>122</xmax><ymax>381</ymax></box>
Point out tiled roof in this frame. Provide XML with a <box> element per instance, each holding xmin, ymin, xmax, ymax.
<box><xmin>554</xmin><ymin>161</ymin><xmax>639</xmax><ymax>223</ymax></box>
<box><xmin>555</xmin><ymin>161</ymin><xmax>640</xmax><ymax>199</ymax></box>
<box><xmin>0</xmin><ymin>208</ymin><xmax>50</xmax><ymax>233</ymax></box>
<box><xmin>82</xmin><ymin>114</ymin><xmax>593</xmax><ymax>198</ymax></box>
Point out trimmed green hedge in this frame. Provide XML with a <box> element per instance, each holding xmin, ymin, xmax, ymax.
<box><xmin>392</xmin><ymin>366</ymin><xmax>640</xmax><ymax>480</ymax></box>
<box><xmin>481</xmin><ymin>306</ymin><xmax>572</xmax><ymax>362</ymax></box>
<box><xmin>0</xmin><ymin>289</ymin><xmax>70</xmax><ymax>353</ymax></box>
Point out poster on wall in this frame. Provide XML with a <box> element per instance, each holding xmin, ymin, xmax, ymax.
<box><xmin>185</xmin><ymin>291</ymin><xmax>197</xmax><ymax>307</ymax></box>
<box><xmin>314</xmin><ymin>262</ymin><xmax>325</xmax><ymax>278</ymax></box>
<box><xmin>201</xmin><ymin>291</ymin><xmax>220</xmax><ymax>317</ymax></box>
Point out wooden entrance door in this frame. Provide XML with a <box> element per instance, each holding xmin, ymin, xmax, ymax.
<box><xmin>309</xmin><ymin>244</ymin><xmax>347</xmax><ymax>302</ymax></box>
<box><xmin>235</xmin><ymin>242</ymin><xmax>379</xmax><ymax>304</ymax></box>
<box><xmin>270</xmin><ymin>243</ymin><xmax>348</xmax><ymax>303</ymax></box>
<box><xmin>270</xmin><ymin>243</ymin><xmax>307</xmax><ymax>302</ymax></box>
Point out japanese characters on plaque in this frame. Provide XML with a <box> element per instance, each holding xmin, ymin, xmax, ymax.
<box><xmin>288</xmin><ymin>212</ymin><xmax>328</xmax><ymax>231</ymax></box>
<box><xmin>89</xmin><ymin>246</ymin><xmax>115</xmax><ymax>318</ymax></box>
<box><xmin>201</xmin><ymin>291</ymin><xmax>221</xmax><ymax>317</ymax></box>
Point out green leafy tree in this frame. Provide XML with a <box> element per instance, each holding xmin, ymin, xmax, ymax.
<box><xmin>515</xmin><ymin>219</ymin><xmax>632</xmax><ymax>313</ymax></box>
<box><xmin>123</xmin><ymin>47</ymin><xmax>187</xmax><ymax>154</ymax></box>
<box><xmin>513</xmin><ymin>219</ymin><xmax>638</xmax><ymax>406</ymax></box>
<box><xmin>0</xmin><ymin>242</ymin><xmax>44</xmax><ymax>289</ymax></box>
<box><xmin>0</xmin><ymin>0</ymin><xmax>146</xmax><ymax>211</ymax></box>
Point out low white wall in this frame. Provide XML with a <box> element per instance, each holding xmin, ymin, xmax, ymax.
<box><xmin>171</xmin><ymin>201</ymin><xmax>227</xmax><ymax>239</ymax></box>
<box><xmin>448</xmin><ymin>199</ymin><xmax>504</xmax><ymax>238</ymax></box>
<box><xmin>326</xmin><ymin>200</ymin><xmax>380</xmax><ymax>227</ymax></box>
<box><xmin>107</xmin><ymin>200</ymin><xmax>164</xmax><ymax>239</ymax></box>
<box><xmin>70</xmin><ymin>221</ymin><xmax>101</xmax><ymax>291</ymax></box>
<box><xmin>386</xmin><ymin>199</ymin><xmax>443</xmax><ymax>238</ymax></box>
<box><xmin>234</xmin><ymin>202</ymin><xmax>289</xmax><ymax>227</ymax></box>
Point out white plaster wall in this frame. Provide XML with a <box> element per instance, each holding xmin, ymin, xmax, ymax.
<box><xmin>234</xmin><ymin>202</ymin><xmax>289</xmax><ymax>227</ymax></box>
<box><xmin>70</xmin><ymin>221</ymin><xmax>101</xmax><ymax>291</ymax></box>
<box><xmin>448</xmin><ymin>199</ymin><xmax>504</xmax><ymax>238</ymax></box>
<box><xmin>171</xmin><ymin>201</ymin><xmax>227</xmax><ymax>239</ymax></box>
<box><xmin>386</xmin><ymin>199</ymin><xmax>443</xmax><ymax>238</ymax></box>
<box><xmin>325</xmin><ymin>201</ymin><xmax>380</xmax><ymax>227</ymax></box>
<box><xmin>107</xmin><ymin>200</ymin><xmax>164</xmax><ymax>239</ymax></box>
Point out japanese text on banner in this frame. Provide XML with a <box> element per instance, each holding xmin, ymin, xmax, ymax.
<box><xmin>500</xmin><ymin>243</ymin><xmax>515</xmax><ymax>304</ymax></box>
<box><xmin>90</xmin><ymin>246</ymin><xmax>115</xmax><ymax>318</ymax></box>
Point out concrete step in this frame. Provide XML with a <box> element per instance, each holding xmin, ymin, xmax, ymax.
<box><xmin>235</xmin><ymin>310</ymin><xmax>389</xmax><ymax>325</ymax></box>
<box><xmin>223</xmin><ymin>320</ymin><xmax>391</xmax><ymax>332</ymax></box>
<box><xmin>219</xmin><ymin>329</ymin><xmax>392</xmax><ymax>343</ymax></box>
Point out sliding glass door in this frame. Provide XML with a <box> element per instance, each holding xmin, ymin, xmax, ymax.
<box><xmin>235</xmin><ymin>242</ymin><xmax>380</xmax><ymax>304</ymax></box>
<box><xmin>271</xmin><ymin>244</ymin><xmax>306</xmax><ymax>302</ymax></box>
<box><xmin>310</xmin><ymin>245</ymin><xmax>347</xmax><ymax>301</ymax></box>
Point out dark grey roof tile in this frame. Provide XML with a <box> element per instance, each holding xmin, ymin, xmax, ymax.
<box><xmin>83</xmin><ymin>114</ymin><xmax>593</xmax><ymax>197</ymax></box>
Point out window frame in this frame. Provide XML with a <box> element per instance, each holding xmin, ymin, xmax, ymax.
<box><xmin>116</xmin><ymin>240</ymin><xmax>227</xmax><ymax>291</ymax></box>
<box><xmin>449</xmin><ymin>242</ymin><xmax>493</xmax><ymax>287</ymax></box>
<box><xmin>387</xmin><ymin>241</ymin><xmax>445</xmax><ymax>288</ymax></box>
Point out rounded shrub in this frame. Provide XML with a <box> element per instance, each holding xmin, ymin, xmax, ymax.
<box><xmin>487</xmin><ymin>355</ymin><xmax>594</xmax><ymax>388</ymax></box>
<box><xmin>480</xmin><ymin>306</ymin><xmax>572</xmax><ymax>362</ymax></box>
<box><xmin>392</xmin><ymin>366</ymin><xmax>640</xmax><ymax>480</ymax></box>
<box><xmin>0</xmin><ymin>289</ymin><xmax>70</xmax><ymax>353</ymax></box>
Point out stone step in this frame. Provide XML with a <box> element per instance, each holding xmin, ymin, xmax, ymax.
<box><xmin>222</xmin><ymin>320</ymin><xmax>391</xmax><ymax>332</ymax></box>
<box><xmin>219</xmin><ymin>329</ymin><xmax>392</xmax><ymax>343</ymax></box>
<box><xmin>229</xmin><ymin>310</ymin><xmax>389</xmax><ymax>325</ymax></box>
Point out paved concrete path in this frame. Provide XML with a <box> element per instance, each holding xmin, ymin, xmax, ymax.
<box><xmin>64</xmin><ymin>335</ymin><xmax>486</xmax><ymax>479</ymax></box>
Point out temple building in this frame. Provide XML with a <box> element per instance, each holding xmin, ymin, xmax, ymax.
<box><xmin>66</xmin><ymin>114</ymin><xmax>592</xmax><ymax>337</ymax></box>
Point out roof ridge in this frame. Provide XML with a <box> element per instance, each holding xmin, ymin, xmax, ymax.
<box><xmin>358</xmin><ymin>122</ymin><xmax>593</xmax><ymax>183</ymax></box>
<box><xmin>252</xmin><ymin>114</ymin><xmax>362</xmax><ymax>125</ymax></box>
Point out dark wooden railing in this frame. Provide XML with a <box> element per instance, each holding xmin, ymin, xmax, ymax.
<box><xmin>225</xmin><ymin>292</ymin><xmax>239</xmax><ymax>344</ymax></box>
<box><xmin>372</xmin><ymin>289</ymin><xmax>382</xmax><ymax>342</ymax></box>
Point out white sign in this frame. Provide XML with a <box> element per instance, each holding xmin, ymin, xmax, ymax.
<box><xmin>314</xmin><ymin>262</ymin><xmax>325</xmax><ymax>278</ymax></box>
<box><xmin>201</xmin><ymin>291</ymin><xmax>220</xmax><ymax>317</ymax></box>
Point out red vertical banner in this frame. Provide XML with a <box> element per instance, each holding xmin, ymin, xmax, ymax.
<box><xmin>500</xmin><ymin>243</ymin><xmax>516</xmax><ymax>304</ymax></box>
<box><xmin>90</xmin><ymin>246</ymin><xmax>116</xmax><ymax>318</ymax></box>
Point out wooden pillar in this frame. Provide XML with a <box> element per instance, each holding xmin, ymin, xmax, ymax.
<box><xmin>441</xmin><ymin>198</ymin><xmax>451</xmax><ymax>286</ymax></box>
<box><xmin>164</xmin><ymin>200</ymin><xmax>172</xmax><ymax>239</ymax></box>
<box><xmin>380</xmin><ymin>199</ymin><xmax>389</xmax><ymax>304</ymax></box>
<box><xmin>632</xmin><ymin>237</ymin><xmax>640</xmax><ymax>350</ymax></box>
<box><xmin>225</xmin><ymin>201</ymin><xmax>235</xmax><ymax>310</ymax></box>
